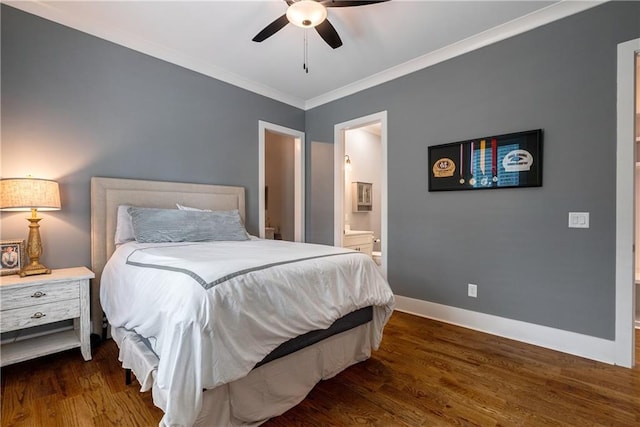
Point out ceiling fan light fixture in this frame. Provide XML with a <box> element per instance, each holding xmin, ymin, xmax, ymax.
<box><xmin>286</xmin><ymin>0</ymin><xmax>327</xmax><ymax>28</ymax></box>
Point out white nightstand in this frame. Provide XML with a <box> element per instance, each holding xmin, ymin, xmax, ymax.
<box><xmin>0</xmin><ymin>267</ymin><xmax>94</xmax><ymax>366</ymax></box>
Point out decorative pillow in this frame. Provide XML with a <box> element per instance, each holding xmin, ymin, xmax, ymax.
<box><xmin>176</xmin><ymin>203</ymin><xmax>212</xmax><ymax>212</ymax></box>
<box><xmin>127</xmin><ymin>207</ymin><xmax>249</xmax><ymax>243</ymax></box>
<box><xmin>115</xmin><ymin>205</ymin><xmax>136</xmax><ymax>245</ymax></box>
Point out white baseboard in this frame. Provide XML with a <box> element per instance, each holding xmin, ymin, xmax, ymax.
<box><xmin>394</xmin><ymin>295</ymin><xmax>617</xmax><ymax>365</ymax></box>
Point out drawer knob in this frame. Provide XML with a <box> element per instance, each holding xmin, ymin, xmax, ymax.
<box><xmin>30</xmin><ymin>312</ymin><xmax>46</xmax><ymax>319</ymax></box>
<box><xmin>31</xmin><ymin>291</ymin><xmax>47</xmax><ymax>298</ymax></box>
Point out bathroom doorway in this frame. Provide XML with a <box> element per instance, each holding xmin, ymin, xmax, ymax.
<box><xmin>334</xmin><ymin>111</ymin><xmax>388</xmax><ymax>277</ymax></box>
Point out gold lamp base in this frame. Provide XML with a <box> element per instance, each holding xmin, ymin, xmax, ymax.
<box><xmin>19</xmin><ymin>262</ymin><xmax>52</xmax><ymax>277</ymax></box>
<box><xmin>19</xmin><ymin>213</ymin><xmax>52</xmax><ymax>277</ymax></box>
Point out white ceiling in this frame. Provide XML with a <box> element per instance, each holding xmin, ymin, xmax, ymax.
<box><xmin>7</xmin><ymin>1</ymin><xmax>605</xmax><ymax>110</ymax></box>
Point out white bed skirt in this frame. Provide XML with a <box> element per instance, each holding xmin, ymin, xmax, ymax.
<box><xmin>112</xmin><ymin>322</ymin><xmax>374</xmax><ymax>426</ymax></box>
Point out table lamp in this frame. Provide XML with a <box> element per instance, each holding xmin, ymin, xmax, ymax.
<box><xmin>0</xmin><ymin>178</ymin><xmax>61</xmax><ymax>277</ymax></box>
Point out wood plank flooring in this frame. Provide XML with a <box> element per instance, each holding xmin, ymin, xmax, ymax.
<box><xmin>2</xmin><ymin>312</ymin><xmax>639</xmax><ymax>426</ymax></box>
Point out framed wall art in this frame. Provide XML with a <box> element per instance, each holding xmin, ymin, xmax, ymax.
<box><xmin>428</xmin><ymin>129</ymin><xmax>542</xmax><ymax>191</ymax></box>
<box><xmin>1</xmin><ymin>239</ymin><xmax>25</xmax><ymax>276</ymax></box>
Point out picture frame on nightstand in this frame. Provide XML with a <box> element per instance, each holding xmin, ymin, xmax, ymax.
<box><xmin>0</xmin><ymin>239</ymin><xmax>25</xmax><ymax>276</ymax></box>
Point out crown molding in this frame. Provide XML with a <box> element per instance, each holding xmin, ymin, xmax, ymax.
<box><xmin>5</xmin><ymin>0</ymin><xmax>606</xmax><ymax>111</ymax></box>
<box><xmin>304</xmin><ymin>0</ymin><xmax>607</xmax><ymax>110</ymax></box>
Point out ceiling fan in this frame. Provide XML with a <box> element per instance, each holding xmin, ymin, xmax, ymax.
<box><xmin>252</xmin><ymin>0</ymin><xmax>390</xmax><ymax>50</ymax></box>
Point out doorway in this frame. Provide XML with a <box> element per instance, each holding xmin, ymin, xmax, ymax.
<box><xmin>334</xmin><ymin>111</ymin><xmax>388</xmax><ymax>276</ymax></box>
<box><xmin>258</xmin><ymin>121</ymin><xmax>305</xmax><ymax>242</ymax></box>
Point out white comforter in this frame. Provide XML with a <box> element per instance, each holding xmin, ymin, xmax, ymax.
<box><xmin>100</xmin><ymin>239</ymin><xmax>395</xmax><ymax>427</ymax></box>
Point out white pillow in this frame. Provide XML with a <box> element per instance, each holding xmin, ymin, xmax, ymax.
<box><xmin>176</xmin><ymin>203</ymin><xmax>211</xmax><ymax>212</ymax></box>
<box><xmin>176</xmin><ymin>203</ymin><xmax>250</xmax><ymax>238</ymax></box>
<box><xmin>114</xmin><ymin>204</ymin><xmax>135</xmax><ymax>245</ymax></box>
<box><xmin>176</xmin><ymin>203</ymin><xmax>251</xmax><ymax>231</ymax></box>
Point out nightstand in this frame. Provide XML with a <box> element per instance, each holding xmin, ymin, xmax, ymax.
<box><xmin>0</xmin><ymin>267</ymin><xmax>94</xmax><ymax>366</ymax></box>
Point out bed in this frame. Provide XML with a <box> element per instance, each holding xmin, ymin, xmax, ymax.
<box><xmin>90</xmin><ymin>177</ymin><xmax>395</xmax><ymax>427</ymax></box>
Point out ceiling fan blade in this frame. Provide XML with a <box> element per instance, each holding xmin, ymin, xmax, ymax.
<box><xmin>315</xmin><ymin>19</ymin><xmax>343</xmax><ymax>49</ymax></box>
<box><xmin>252</xmin><ymin>14</ymin><xmax>290</xmax><ymax>42</ymax></box>
<box><xmin>322</xmin><ymin>0</ymin><xmax>390</xmax><ymax>7</ymax></box>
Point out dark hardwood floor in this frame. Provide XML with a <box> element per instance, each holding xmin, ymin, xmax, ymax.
<box><xmin>2</xmin><ymin>312</ymin><xmax>640</xmax><ymax>426</ymax></box>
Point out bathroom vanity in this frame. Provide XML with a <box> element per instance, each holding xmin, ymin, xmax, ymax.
<box><xmin>343</xmin><ymin>230</ymin><xmax>373</xmax><ymax>257</ymax></box>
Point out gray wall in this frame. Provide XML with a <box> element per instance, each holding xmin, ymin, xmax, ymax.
<box><xmin>305</xmin><ymin>1</ymin><xmax>640</xmax><ymax>340</ymax></box>
<box><xmin>0</xmin><ymin>5</ymin><xmax>304</xmax><ymax>270</ymax></box>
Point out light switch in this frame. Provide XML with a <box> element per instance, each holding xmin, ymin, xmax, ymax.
<box><xmin>568</xmin><ymin>212</ymin><xmax>589</xmax><ymax>228</ymax></box>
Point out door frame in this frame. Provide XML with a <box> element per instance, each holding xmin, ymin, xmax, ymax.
<box><xmin>259</xmin><ymin>121</ymin><xmax>305</xmax><ymax>242</ymax></box>
<box><xmin>615</xmin><ymin>37</ymin><xmax>639</xmax><ymax>368</ymax></box>
<box><xmin>334</xmin><ymin>111</ymin><xmax>388</xmax><ymax>277</ymax></box>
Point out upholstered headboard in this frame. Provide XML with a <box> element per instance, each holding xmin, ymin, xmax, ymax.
<box><xmin>90</xmin><ymin>177</ymin><xmax>246</xmax><ymax>335</ymax></box>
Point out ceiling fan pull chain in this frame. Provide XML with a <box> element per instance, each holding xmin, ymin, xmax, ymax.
<box><xmin>303</xmin><ymin>30</ymin><xmax>309</xmax><ymax>74</ymax></box>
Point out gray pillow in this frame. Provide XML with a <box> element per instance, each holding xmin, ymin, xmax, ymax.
<box><xmin>127</xmin><ymin>207</ymin><xmax>249</xmax><ymax>243</ymax></box>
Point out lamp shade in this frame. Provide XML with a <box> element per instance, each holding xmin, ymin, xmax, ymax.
<box><xmin>0</xmin><ymin>178</ymin><xmax>61</xmax><ymax>211</ymax></box>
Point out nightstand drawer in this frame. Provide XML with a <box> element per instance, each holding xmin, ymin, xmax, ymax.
<box><xmin>0</xmin><ymin>281</ymin><xmax>79</xmax><ymax>311</ymax></box>
<box><xmin>0</xmin><ymin>299</ymin><xmax>80</xmax><ymax>332</ymax></box>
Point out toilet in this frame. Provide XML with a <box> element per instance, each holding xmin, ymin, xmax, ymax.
<box><xmin>372</xmin><ymin>237</ymin><xmax>382</xmax><ymax>266</ymax></box>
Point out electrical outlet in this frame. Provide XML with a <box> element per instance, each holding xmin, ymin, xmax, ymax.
<box><xmin>468</xmin><ymin>283</ymin><xmax>478</xmax><ymax>298</ymax></box>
